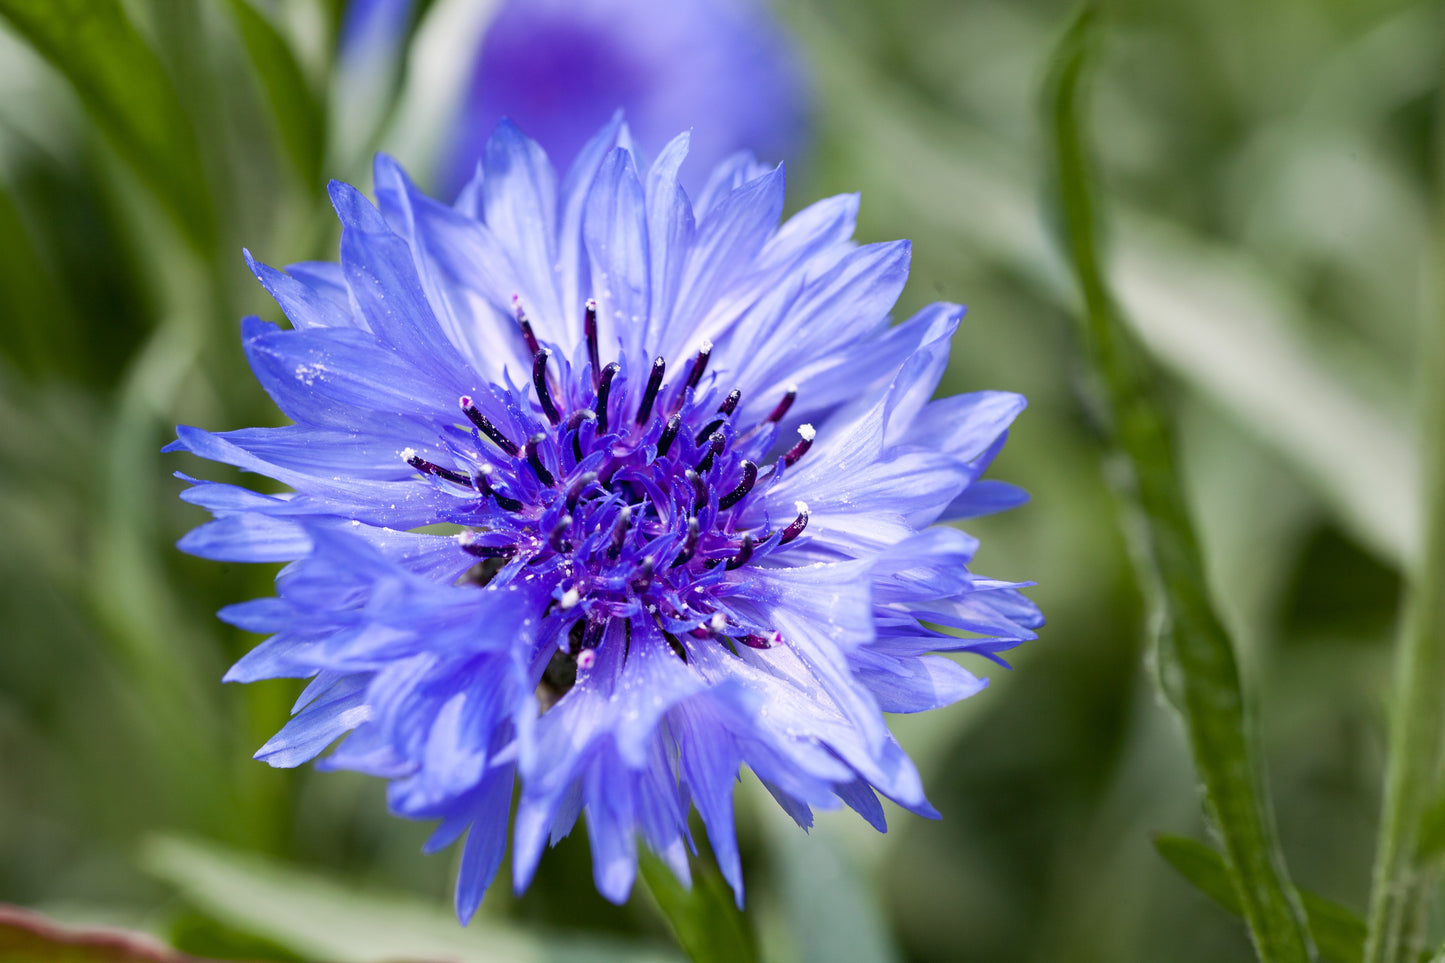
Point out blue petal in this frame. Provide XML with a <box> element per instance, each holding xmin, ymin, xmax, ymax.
<box><xmin>255</xmin><ymin>675</ymin><xmax>371</xmax><ymax>768</ymax></box>
<box><xmin>329</xmin><ymin>180</ymin><xmax>475</xmax><ymax>383</ymax></box>
<box><xmin>584</xmin><ymin>147</ymin><xmax>652</xmax><ymax>368</ymax></box>
<box><xmin>943</xmin><ymin>479</ymin><xmax>1031</xmax><ymax>519</ymax></box>
<box><xmin>643</xmin><ymin>131</ymin><xmax>697</xmax><ymax>357</ymax></box>
<box><xmin>245</xmin><ymin>251</ymin><xmax>360</xmax><ymax>331</ymax></box>
<box><xmin>671</xmin><ymin>165</ymin><xmax>785</xmax><ymax>335</ymax></box>
<box><xmin>479</xmin><ymin>121</ymin><xmax>564</xmax><ymax>338</ymax></box>
<box><xmin>454</xmin><ymin>765</ymin><xmax>516</xmax><ymax>923</ymax></box>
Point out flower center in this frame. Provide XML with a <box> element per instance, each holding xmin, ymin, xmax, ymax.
<box><xmin>401</xmin><ymin>296</ymin><xmax>812</xmax><ymax>670</ymax></box>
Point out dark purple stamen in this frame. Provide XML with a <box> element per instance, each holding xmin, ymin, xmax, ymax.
<box><xmin>725</xmin><ymin>534</ymin><xmax>755</xmax><ymax>570</ymax></box>
<box><xmin>657</xmin><ymin>413</ymin><xmax>682</xmax><ymax>457</ymax></box>
<box><xmin>460</xmin><ymin>397</ymin><xmax>521</xmax><ymax>457</ymax></box>
<box><xmin>512</xmin><ymin>295</ymin><xmax>540</xmax><ymax>356</ymax></box>
<box><xmin>584</xmin><ymin>298</ymin><xmax>601</xmax><ymax>389</ymax></box>
<box><xmin>783</xmin><ymin>424</ymin><xmax>815</xmax><ymax>467</ymax></box>
<box><xmin>565</xmin><ymin>471</ymin><xmax>599</xmax><ymax>512</ymax></box>
<box><xmin>637</xmin><ymin>356</ymin><xmax>666</xmax><ymax>425</ymax></box>
<box><xmin>607</xmin><ymin>506</ymin><xmax>632</xmax><ymax>560</ymax></box>
<box><xmin>766</xmin><ymin>386</ymin><xmax>797</xmax><ymax>424</ymax></box>
<box><xmin>780</xmin><ymin>502</ymin><xmax>810</xmax><ymax>544</ymax></box>
<box><xmin>696</xmin><ymin>432</ymin><xmax>724</xmax><ymax>474</ymax></box>
<box><xmin>683</xmin><ymin>340</ymin><xmax>713</xmax><ymax>393</ymax></box>
<box><xmin>475</xmin><ymin>466</ymin><xmax>523</xmax><ymax>512</ymax></box>
<box><xmin>685</xmin><ymin>469</ymin><xmax>708</xmax><ymax>514</ymax></box>
<box><xmin>695</xmin><ymin>418</ymin><xmax>725</xmax><ymax>446</ymax></box>
<box><xmin>671</xmin><ymin>517</ymin><xmax>700</xmax><ymax>568</ymax></box>
<box><xmin>462</xmin><ymin>541</ymin><xmax>517</xmax><ymax>559</ymax></box>
<box><xmin>597</xmin><ymin>362</ymin><xmax>620</xmax><ymax>434</ymax></box>
<box><xmin>695</xmin><ymin>389</ymin><xmax>742</xmax><ymax>445</ymax></box>
<box><xmin>533</xmin><ymin>349</ymin><xmax>561</xmax><ymax>426</ymax></box>
<box><xmin>405</xmin><ymin>451</ymin><xmax>473</xmax><ymax>488</ymax></box>
<box><xmin>581</xmin><ymin>618</ymin><xmax>605</xmax><ymax>653</ymax></box>
<box><xmin>548</xmin><ymin>514</ymin><xmax>573</xmax><ymax>552</ymax></box>
<box><xmin>631</xmin><ymin>557</ymin><xmax>655</xmax><ymax>592</ymax></box>
<box><xmin>718</xmin><ymin>461</ymin><xmax>758</xmax><ymax>510</ymax></box>
<box><xmin>566</xmin><ymin>408</ymin><xmax>596</xmax><ymax>461</ymax></box>
<box><xmin>526</xmin><ymin>434</ymin><xmax>556</xmax><ymax>487</ymax></box>
<box><xmin>740</xmin><ymin>632</ymin><xmax>776</xmax><ymax>650</ymax></box>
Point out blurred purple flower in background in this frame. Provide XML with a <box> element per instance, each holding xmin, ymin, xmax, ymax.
<box><xmin>435</xmin><ymin>0</ymin><xmax>809</xmax><ymax>197</ymax></box>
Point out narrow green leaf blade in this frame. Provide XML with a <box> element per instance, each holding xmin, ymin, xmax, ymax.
<box><xmin>1044</xmin><ymin>8</ymin><xmax>1315</xmax><ymax>962</ymax></box>
<box><xmin>0</xmin><ymin>0</ymin><xmax>215</xmax><ymax>250</ymax></box>
<box><xmin>221</xmin><ymin>0</ymin><xmax>325</xmax><ymax>187</ymax></box>
<box><xmin>1156</xmin><ymin>836</ymin><xmax>1366</xmax><ymax>963</ymax></box>
<box><xmin>639</xmin><ymin>853</ymin><xmax>757</xmax><ymax>963</ymax></box>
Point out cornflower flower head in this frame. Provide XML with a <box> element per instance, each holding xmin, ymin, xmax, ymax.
<box><xmin>168</xmin><ymin>117</ymin><xmax>1041</xmax><ymax>920</ymax></box>
<box><xmin>438</xmin><ymin>0</ymin><xmax>807</xmax><ymax>196</ymax></box>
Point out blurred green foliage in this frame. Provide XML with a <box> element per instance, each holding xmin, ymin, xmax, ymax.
<box><xmin>0</xmin><ymin>0</ymin><xmax>1436</xmax><ymax>961</ymax></box>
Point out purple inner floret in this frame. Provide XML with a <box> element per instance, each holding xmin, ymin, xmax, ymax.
<box><xmin>404</xmin><ymin>291</ymin><xmax>814</xmax><ymax>692</ymax></box>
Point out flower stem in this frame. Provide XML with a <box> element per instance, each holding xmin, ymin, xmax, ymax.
<box><xmin>639</xmin><ymin>853</ymin><xmax>758</xmax><ymax>963</ymax></box>
<box><xmin>1044</xmin><ymin>7</ymin><xmax>1315</xmax><ymax>961</ymax></box>
<box><xmin>1361</xmin><ymin>63</ymin><xmax>1445</xmax><ymax>963</ymax></box>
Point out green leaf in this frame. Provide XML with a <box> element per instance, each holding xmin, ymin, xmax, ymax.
<box><xmin>638</xmin><ymin>853</ymin><xmax>757</xmax><ymax>963</ymax></box>
<box><xmin>1360</xmin><ymin>80</ymin><xmax>1445</xmax><ymax>963</ymax></box>
<box><xmin>0</xmin><ymin>905</ymin><xmax>201</xmax><ymax>962</ymax></box>
<box><xmin>220</xmin><ymin>0</ymin><xmax>325</xmax><ymax>188</ymax></box>
<box><xmin>1044</xmin><ymin>8</ymin><xmax>1315</xmax><ymax>962</ymax></box>
<box><xmin>1156</xmin><ymin>836</ymin><xmax>1367</xmax><ymax>963</ymax></box>
<box><xmin>0</xmin><ymin>0</ymin><xmax>215</xmax><ymax>251</ymax></box>
<box><xmin>142</xmin><ymin>835</ymin><xmax>682</xmax><ymax>963</ymax></box>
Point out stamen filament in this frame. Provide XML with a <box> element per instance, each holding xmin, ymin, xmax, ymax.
<box><xmin>637</xmin><ymin>356</ymin><xmax>666</xmax><ymax>425</ymax></box>
<box><xmin>526</xmin><ymin>434</ymin><xmax>556</xmax><ymax>486</ymax></box>
<box><xmin>718</xmin><ymin>461</ymin><xmax>758</xmax><ymax>510</ymax></box>
<box><xmin>475</xmin><ymin>464</ymin><xmax>523</xmax><ymax>512</ymax></box>
<box><xmin>597</xmin><ymin>362</ymin><xmax>621</xmax><ymax>434</ymax></box>
<box><xmin>783</xmin><ymin>424</ymin><xmax>815</xmax><ymax>467</ymax></box>
<box><xmin>657</xmin><ymin>413</ymin><xmax>682</xmax><ymax>457</ymax></box>
<box><xmin>584</xmin><ymin>299</ymin><xmax>601</xmax><ymax>389</ymax></box>
<box><xmin>460</xmin><ymin>397</ymin><xmax>521</xmax><ymax>457</ymax></box>
<box><xmin>533</xmin><ymin>349</ymin><xmax>561</xmax><ymax>425</ymax></box>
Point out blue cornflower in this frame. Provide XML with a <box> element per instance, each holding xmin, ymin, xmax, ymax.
<box><xmin>168</xmin><ymin>118</ymin><xmax>1040</xmax><ymax>920</ymax></box>
<box><xmin>437</xmin><ymin>0</ymin><xmax>807</xmax><ymax>197</ymax></box>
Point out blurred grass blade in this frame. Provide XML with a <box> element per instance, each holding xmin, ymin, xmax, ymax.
<box><xmin>803</xmin><ymin>15</ymin><xmax>1415</xmax><ymax>567</ymax></box>
<box><xmin>1156</xmin><ymin>836</ymin><xmax>1366</xmax><ymax>963</ymax></box>
<box><xmin>639</xmin><ymin>853</ymin><xmax>757</xmax><ymax>963</ymax></box>
<box><xmin>0</xmin><ymin>0</ymin><xmax>215</xmax><ymax>252</ymax></box>
<box><xmin>1045</xmin><ymin>8</ymin><xmax>1315</xmax><ymax>961</ymax></box>
<box><xmin>221</xmin><ymin>0</ymin><xmax>325</xmax><ymax>188</ymax></box>
<box><xmin>763</xmin><ymin>810</ymin><xmax>903</xmax><ymax>963</ymax></box>
<box><xmin>143</xmin><ymin>835</ymin><xmax>682</xmax><ymax>963</ymax></box>
<box><xmin>1361</xmin><ymin>78</ymin><xmax>1445</xmax><ymax>963</ymax></box>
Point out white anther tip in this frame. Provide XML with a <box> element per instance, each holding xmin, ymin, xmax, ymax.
<box><xmin>798</xmin><ymin>424</ymin><xmax>816</xmax><ymax>441</ymax></box>
<box><xmin>399</xmin><ymin>447</ymin><xmax>418</xmax><ymax>461</ymax></box>
<box><xmin>560</xmin><ymin>586</ymin><xmax>581</xmax><ymax>610</ymax></box>
<box><xmin>795</xmin><ymin>500</ymin><xmax>809</xmax><ymax>515</ymax></box>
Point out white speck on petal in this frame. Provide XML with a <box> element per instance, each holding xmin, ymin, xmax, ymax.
<box><xmin>560</xmin><ymin>586</ymin><xmax>581</xmax><ymax>610</ymax></box>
